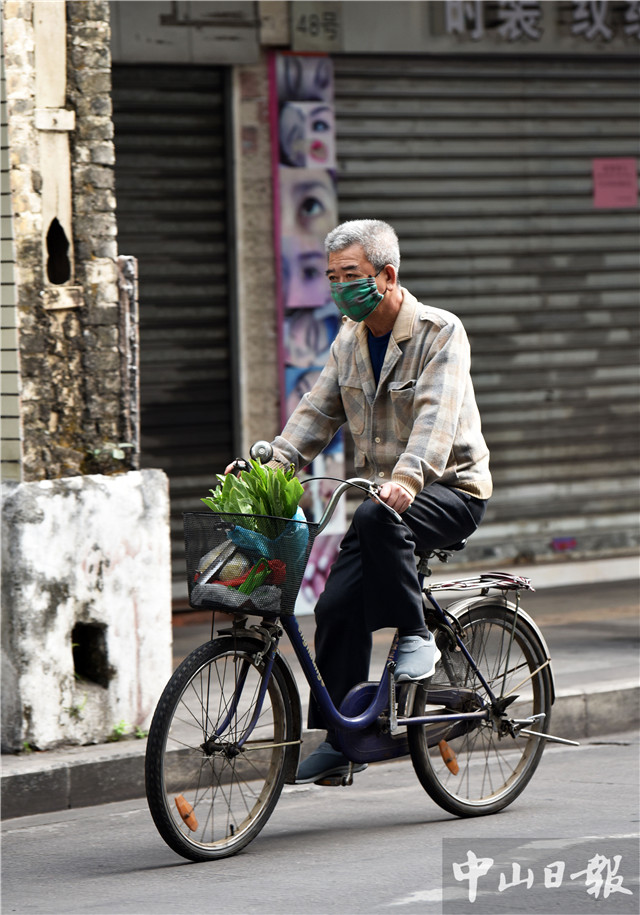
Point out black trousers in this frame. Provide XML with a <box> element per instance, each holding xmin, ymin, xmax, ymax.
<box><xmin>307</xmin><ymin>483</ymin><xmax>487</xmax><ymax>731</ymax></box>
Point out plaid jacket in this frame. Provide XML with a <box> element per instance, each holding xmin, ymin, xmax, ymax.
<box><xmin>272</xmin><ymin>288</ymin><xmax>492</xmax><ymax>500</ymax></box>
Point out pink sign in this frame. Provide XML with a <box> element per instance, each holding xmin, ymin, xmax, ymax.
<box><xmin>592</xmin><ymin>158</ymin><xmax>638</xmax><ymax>209</ymax></box>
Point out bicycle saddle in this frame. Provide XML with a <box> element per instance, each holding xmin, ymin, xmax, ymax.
<box><xmin>416</xmin><ymin>539</ymin><xmax>467</xmax><ymax>561</ymax></box>
<box><xmin>444</xmin><ymin>539</ymin><xmax>467</xmax><ymax>552</ymax></box>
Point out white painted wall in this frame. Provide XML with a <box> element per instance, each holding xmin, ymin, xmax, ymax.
<box><xmin>1</xmin><ymin>470</ymin><xmax>172</xmax><ymax>751</ymax></box>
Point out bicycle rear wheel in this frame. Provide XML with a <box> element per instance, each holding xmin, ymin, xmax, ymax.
<box><xmin>408</xmin><ymin>601</ymin><xmax>553</xmax><ymax>817</ymax></box>
<box><xmin>145</xmin><ymin>636</ymin><xmax>296</xmax><ymax>861</ymax></box>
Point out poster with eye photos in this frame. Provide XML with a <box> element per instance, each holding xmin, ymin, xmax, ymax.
<box><xmin>270</xmin><ymin>52</ymin><xmax>346</xmax><ymax>614</ymax></box>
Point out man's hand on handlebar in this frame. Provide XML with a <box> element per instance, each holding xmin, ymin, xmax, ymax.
<box><xmin>377</xmin><ymin>481</ymin><xmax>414</xmax><ymax>513</ymax></box>
<box><xmin>224</xmin><ymin>442</ymin><xmax>275</xmax><ymax>476</ymax></box>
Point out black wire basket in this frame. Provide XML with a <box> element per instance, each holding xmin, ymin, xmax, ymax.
<box><xmin>184</xmin><ymin>511</ymin><xmax>319</xmax><ymax>616</ymax></box>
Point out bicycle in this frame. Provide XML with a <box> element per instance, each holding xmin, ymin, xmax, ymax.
<box><xmin>145</xmin><ymin>443</ymin><xmax>577</xmax><ymax>862</ymax></box>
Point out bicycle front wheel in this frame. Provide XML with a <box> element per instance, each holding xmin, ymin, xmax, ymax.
<box><xmin>145</xmin><ymin>636</ymin><xmax>296</xmax><ymax>861</ymax></box>
<box><xmin>408</xmin><ymin>601</ymin><xmax>553</xmax><ymax>817</ymax></box>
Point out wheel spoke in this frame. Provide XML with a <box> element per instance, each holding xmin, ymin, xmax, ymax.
<box><xmin>409</xmin><ymin>603</ymin><xmax>553</xmax><ymax>816</ymax></box>
<box><xmin>145</xmin><ymin>637</ymin><xmax>292</xmax><ymax>861</ymax></box>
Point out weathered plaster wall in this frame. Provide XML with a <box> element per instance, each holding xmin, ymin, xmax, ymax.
<box><xmin>2</xmin><ymin>0</ymin><xmax>126</xmax><ymax>480</ymax></box>
<box><xmin>67</xmin><ymin>0</ymin><xmax>123</xmax><ymax>471</ymax></box>
<box><xmin>1</xmin><ymin>470</ymin><xmax>172</xmax><ymax>751</ymax></box>
<box><xmin>1</xmin><ymin>3</ymin><xmax>178</xmax><ymax>753</ymax></box>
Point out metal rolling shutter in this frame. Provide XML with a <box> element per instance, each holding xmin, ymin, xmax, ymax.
<box><xmin>112</xmin><ymin>65</ymin><xmax>233</xmax><ymax>597</ymax></box>
<box><xmin>334</xmin><ymin>55</ymin><xmax>640</xmax><ymax>563</ymax></box>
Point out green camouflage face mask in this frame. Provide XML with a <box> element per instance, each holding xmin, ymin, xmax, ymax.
<box><xmin>330</xmin><ymin>272</ymin><xmax>384</xmax><ymax>322</ymax></box>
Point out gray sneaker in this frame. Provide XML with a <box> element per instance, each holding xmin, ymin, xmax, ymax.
<box><xmin>395</xmin><ymin>633</ymin><xmax>441</xmax><ymax>681</ymax></box>
<box><xmin>295</xmin><ymin>741</ymin><xmax>367</xmax><ymax>784</ymax></box>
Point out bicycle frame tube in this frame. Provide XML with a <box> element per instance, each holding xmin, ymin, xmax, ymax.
<box><xmin>423</xmin><ymin>590</ymin><xmax>520</xmax><ymax>708</ymax></box>
<box><xmin>281</xmin><ymin>615</ymin><xmax>490</xmax><ymax>731</ymax></box>
<box><xmin>281</xmin><ymin>615</ymin><xmax>390</xmax><ymax>731</ymax></box>
<box><xmin>425</xmin><ymin>592</ymin><xmax>495</xmax><ymax>694</ymax></box>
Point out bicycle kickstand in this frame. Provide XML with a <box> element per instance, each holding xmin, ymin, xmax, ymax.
<box><xmin>512</xmin><ymin>714</ymin><xmax>580</xmax><ymax>746</ymax></box>
<box><xmin>342</xmin><ymin>763</ymin><xmax>355</xmax><ymax>787</ymax></box>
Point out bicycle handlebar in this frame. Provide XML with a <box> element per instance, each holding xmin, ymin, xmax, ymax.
<box><xmin>246</xmin><ymin>440</ymin><xmax>403</xmax><ymax>532</ymax></box>
<box><xmin>315</xmin><ymin>477</ymin><xmax>404</xmax><ymax>533</ymax></box>
<box><xmin>241</xmin><ymin>441</ymin><xmax>404</xmax><ymax>531</ymax></box>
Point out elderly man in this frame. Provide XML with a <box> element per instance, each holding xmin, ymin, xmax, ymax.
<box><xmin>269</xmin><ymin>219</ymin><xmax>492</xmax><ymax>783</ymax></box>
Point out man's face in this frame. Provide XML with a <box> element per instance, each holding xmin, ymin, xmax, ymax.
<box><xmin>326</xmin><ymin>244</ymin><xmax>380</xmax><ymax>286</ymax></box>
<box><xmin>327</xmin><ymin>243</ymin><xmax>402</xmax><ymax>334</ymax></box>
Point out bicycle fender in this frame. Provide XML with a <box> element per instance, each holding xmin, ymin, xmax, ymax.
<box><xmin>442</xmin><ymin>595</ymin><xmax>557</xmax><ymax>705</ymax></box>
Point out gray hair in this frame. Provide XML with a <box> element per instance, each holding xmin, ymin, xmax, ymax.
<box><xmin>325</xmin><ymin>219</ymin><xmax>400</xmax><ymax>273</ymax></box>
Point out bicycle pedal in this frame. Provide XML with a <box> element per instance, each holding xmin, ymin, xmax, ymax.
<box><xmin>314</xmin><ymin>775</ymin><xmax>347</xmax><ymax>787</ymax></box>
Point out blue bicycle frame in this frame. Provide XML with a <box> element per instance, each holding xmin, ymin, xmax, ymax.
<box><xmin>279</xmin><ymin>600</ymin><xmax>491</xmax><ymax>735</ymax></box>
<box><xmin>213</xmin><ymin>476</ymin><xmax>557</xmax><ymax>751</ymax></box>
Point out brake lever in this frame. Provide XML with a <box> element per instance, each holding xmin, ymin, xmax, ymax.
<box><xmin>368</xmin><ymin>483</ymin><xmax>404</xmax><ymax>524</ymax></box>
<box><xmin>228</xmin><ymin>458</ymin><xmax>250</xmax><ymax>477</ymax></box>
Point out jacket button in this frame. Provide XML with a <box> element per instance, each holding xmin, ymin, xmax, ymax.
<box><xmin>375</xmin><ymin>436</ymin><xmax>381</xmax><ymax>443</ymax></box>
<box><xmin>378</xmin><ymin>471</ymin><xmax>385</xmax><ymax>478</ymax></box>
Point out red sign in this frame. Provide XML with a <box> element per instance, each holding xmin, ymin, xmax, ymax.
<box><xmin>592</xmin><ymin>158</ymin><xmax>638</xmax><ymax>209</ymax></box>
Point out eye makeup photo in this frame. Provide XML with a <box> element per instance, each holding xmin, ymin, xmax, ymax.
<box><xmin>279</xmin><ymin>167</ymin><xmax>338</xmax><ymax>238</ymax></box>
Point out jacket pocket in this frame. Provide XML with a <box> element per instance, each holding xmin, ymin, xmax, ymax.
<box><xmin>388</xmin><ymin>379</ymin><xmax>416</xmax><ymax>442</ymax></box>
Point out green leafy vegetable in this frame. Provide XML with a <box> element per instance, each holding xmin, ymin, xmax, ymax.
<box><xmin>201</xmin><ymin>460</ymin><xmax>304</xmax><ymax>527</ymax></box>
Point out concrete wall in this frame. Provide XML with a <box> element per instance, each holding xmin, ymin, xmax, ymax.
<box><xmin>1</xmin><ymin>1</ymin><xmax>174</xmax><ymax>753</ymax></box>
<box><xmin>232</xmin><ymin>51</ymin><xmax>281</xmax><ymax>453</ymax></box>
<box><xmin>1</xmin><ymin>469</ymin><xmax>172</xmax><ymax>751</ymax></box>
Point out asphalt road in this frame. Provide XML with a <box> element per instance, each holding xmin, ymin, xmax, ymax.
<box><xmin>2</xmin><ymin>730</ymin><xmax>638</xmax><ymax>915</ymax></box>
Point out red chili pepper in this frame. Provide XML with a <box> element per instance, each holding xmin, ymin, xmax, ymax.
<box><xmin>267</xmin><ymin>559</ymin><xmax>286</xmax><ymax>585</ymax></box>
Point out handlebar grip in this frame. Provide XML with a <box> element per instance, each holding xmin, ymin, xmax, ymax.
<box><xmin>249</xmin><ymin>441</ymin><xmax>274</xmax><ymax>463</ymax></box>
<box><xmin>347</xmin><ymin>479</ymin><xmax>404</xmax><ymax>523</ymax></box>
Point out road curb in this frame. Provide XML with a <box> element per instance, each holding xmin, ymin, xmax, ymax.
<box><xmin>550</xmin><ymin>680</ymin><xmax>639</xmax><ymax>742</ymax></box>
<box><xmin>2</xmin><ymin>680</ymin><xmax>638</xmax><ymax>821</ymax></box>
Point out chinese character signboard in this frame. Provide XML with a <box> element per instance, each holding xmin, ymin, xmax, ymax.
<box><xmin>269</xmin><ymin>52</ymin><xmax>346</xmax><ymax>614</ymax></box>
<box><xmin>292</xmin><ymin>1</ymin><xmax>640</xmax><ymax>54</ymax></box>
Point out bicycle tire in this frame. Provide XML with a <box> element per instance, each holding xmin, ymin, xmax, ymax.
<box><xmin>408</xmin><ymin>600</ymin><xmax>553</xmax><ymax>817</ymax></box>
<box><xmin>145</xmin><ymin>636</ymin><xmax>296</xmax><ymax>861</ymax></box>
